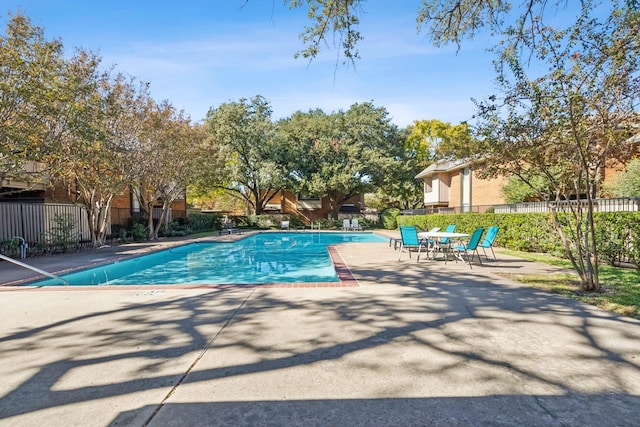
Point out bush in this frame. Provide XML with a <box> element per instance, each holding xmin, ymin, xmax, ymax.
<box><xmin>187</xmin><ymin>212</ymin><xmax>222</xmax><ymax>232</ymax></box>
<box><xmin>131</xmin><ymin>223</ymin><xmax>147</xmax><ymax>241</ymax></box>
<box><xmin>288</xmin><ymin>214</ymin><xmax>307</xmax><ymax>228</ymax></box>
<box><xmin>380</xmin><ymin>208</ymin><xmax>401</xmax><ymax>229</ymax></box>
<box><xmin>0</xmin><ymin>239</ymin><xmax>19</xmax><ymax>257</ymax></box>
<box><xmin>159</xmin><ymin>220</ymin><xmax>189</xmax><ymax>237</ymax></box>
<box><xmin>397</xmin><ymin>212</ymin><xmax>561</xmax><ymax>254</ymax></box>
<box><xmin>594</xmin><ymin>212</ymin><xmax>640</xmax><ymax>266</ymax></box>
<box><xmin>43</xmin><ymin>213</ymin><xmax>78</xmax><ymax>251</ymax></box>
<box><xmin>234</xmin><ymin>215</ymin><xmax>272</xmax><ymax>228</ymax></box>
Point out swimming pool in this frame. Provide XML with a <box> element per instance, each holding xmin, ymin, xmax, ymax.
<box><xmin>28</xmin><ymin>232</ymin><xmax>387</xmax><ymax>286</ymax></box>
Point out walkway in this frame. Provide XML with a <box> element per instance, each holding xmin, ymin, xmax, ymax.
<box><xmin>1</xmin><ymin>234</ymin><xmax>639</xmax><ymax>426</ymax></box>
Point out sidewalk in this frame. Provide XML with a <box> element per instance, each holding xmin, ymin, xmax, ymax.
<box><xmin>1</xmin><ymin>234</ymin><xmax>639</xmax><ymax>426</ymax></box>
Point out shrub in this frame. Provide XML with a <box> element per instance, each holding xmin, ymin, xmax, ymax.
<box><xmin>288</xmin><ymin>214</ymin><xmax>307</xmax><ymax>228</ymax></box>
<box><xmin>131</xmin><ymin>223</ymin><xmax>147</xmax><ymax>241</ymax></box>
<box><xmin>160</xmin><ymin>220</ymin><xmax>189</xmax><ymax>237</ymax></box>
<box><xmin>380</xmin><ymin>208</ymin><xmax>401</xmax><ymax>229</ymax></box>
<box><xmin>43</xmin><ymin>213</ymin><xmax>77</xmax><ymax>251</ymax></box>
<box><xmin>187</xmin><ymin>212</ymin><xmax>222</xmax><ymax>232</ymax></box>
<box><xmin>0</xmin><ymin>239</ymin><xmax>19</xmax><ymax>257</ymax></box>
<box><xmin>236</xmin><ymin>215</ymin><xmax>274</xmax><ymax>228</ymax></box>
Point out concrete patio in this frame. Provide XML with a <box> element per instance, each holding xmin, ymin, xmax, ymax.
<box><xmin>1</xmin><ymin>233</ymin><xmax>639</xmax><ymax>426</ymax></box>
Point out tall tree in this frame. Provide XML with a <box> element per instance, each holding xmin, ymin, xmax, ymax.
<box><xmin>54</xmin><ymin>70</ymin><xmax>148</xmax><ymax>247</ymax></box>
<box><xmin>474</xmin><ymin>2</ymin><xmax>640</xmax><ymax>291</ymax></box>
<box><xmin>0</xmin><ymin>13</ymin><xmax>66</xmax><ymax>190</ymax></box>
<box><xmin>132</xmin><ymin>100</ymin><xmax>202</xmax><ymax>239</ymax></box>
<box><xmin>372</xmin><ymin>125</ymin><xmax>423</xmax><ymax>210</ymax></box>
<box><xmin>280</xmin><ymin>102</ymin><xmax>401</xmax><ymax>218</ymax></box>
<box><xmin>205</xmin><ymin>95</ymin><xmax>292</xmax><ymax>215</ymax></box>
<box><xmin>405</xmin><ymin>119</ymin><xmax>474</xmax><ymax>165</ymax></box>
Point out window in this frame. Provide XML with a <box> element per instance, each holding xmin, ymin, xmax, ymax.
<box><xmin>298</xmin><ymin>193</ymin><xmax>321</xmax><ymax>201</ymax></box>
<box><xmin>425</xmin><ymin>176</ymin><xmax>433</xmax><ymax>193</ymax></box>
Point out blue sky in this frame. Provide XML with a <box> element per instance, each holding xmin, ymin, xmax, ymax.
<box><xmin>3</xmin><ymin>1</ymin><xmax>501</xmax><ymax>127</ymax></box>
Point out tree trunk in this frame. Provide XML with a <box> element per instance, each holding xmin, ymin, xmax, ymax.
<box><xmin>327</xmin><ymin>190</ymin><xmax>339</xmax><ymax>220</ymax></box>
<box><xmin>84</xmin><ymin>193</ymin><xmax>114</xmax><ymax>248</ymax></box>
<box><xmin>152</xmin><ymin>202</ymin><xmax>170</xmax><ymax>240</ymax></box>
<box><xmin>146</xmin><ymin>206</ymin><xmax>156</xmax><ymax>240</ymax></box>
<box><xmin>549</xmin><ymin>199</ymin><xmax>600</xmax><ymax>292</ymax></box>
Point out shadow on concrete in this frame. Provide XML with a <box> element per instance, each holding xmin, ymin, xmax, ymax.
<box><xmin>1</xmin><ymin>245</ymin><xmax>639</xmax><ymax>426</ymax></box>
<box><xmin>114</xmin><ymin>393</ymin><xmax>640</xmax><ymax>426</ymax></box>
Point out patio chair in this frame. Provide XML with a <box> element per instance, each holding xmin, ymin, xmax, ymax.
<box><xmin>479</xmin><ymin>226</ymin><xmax>500</xmax><ymax>261</ymax></box>
<box><xmin>342</xmin><ymin>218</ymin><xmax>351</xmax><ymax>231</ymax></box>
<box><xmin>431</xmin><ymin>224</ymin><xmax>456</xmax><ymax>260</ymax></box>
<box><xmin>398</xmin><ymin>226</ymin><xmax>428</xmax><ymax>261</ymax></box>
<box><xmin>389</xmin><ymin>235</ymin><xmax>401</xmax><ymax>249</ymax></box>
<box><xmin>447</xmin><ymin>227</ymin><xmax>485</xmax><ymax>268</ymax></box>
<box><xmin>351</xmin><ymin>218</ymin><xmax>363</xmax><ymax>231</ymax></box>
<box><xmin>392</xmin><ymin>226</ymin><xmax>439</xmax><ymax>251</ymax></box>
<box><xmin>220</xmin><ymin>222</ymin><xmax>240</xmax><ymax>235</ymax></box>
<box><xmin>281</xmin><ymin>220</ymin><xmax>290</xmax><ymax>231</ymax></box>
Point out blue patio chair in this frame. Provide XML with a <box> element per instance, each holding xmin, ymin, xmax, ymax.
<box><xmin>447</xmin><ymin>227</ymin><xmax>485</xmax><ymax>268</ymax></box>
<box><xmin>398</xmin><ymin>226</ymin><xmax>428</xmax><ymax>261</ymax></box>
<box><xmin>440</xmin><ymin>224</ymin><xmax>457</xmax><ymax>244</ymax></box>
<box><xmin>479</xmin><ymin>226</ymin><xmax>500</xmax><ymax>261</ymax></box>
<box><xmin>392</xmin><ymin>226</ymin><xmax>439</xmax><ymax>251</ymax></box>
<box><xmin>432</xmin><ymin>224</ymin><xmax>456</xmax><ymax>260</ymax></box>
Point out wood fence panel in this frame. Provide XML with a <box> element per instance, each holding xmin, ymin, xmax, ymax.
<box><xmin>19</xmin><ymin>204</ymin><xmax>46</xmax><ymax>244</ymax></box>
<box><xmin>0</xmin><ymin>203</ymin><xmax>91</xmax><ymax>245</ymax></box>
<box><xmin>0</xmin><ymin>204</ymin><xmax>25</xmax><ymax>241</ymax></box>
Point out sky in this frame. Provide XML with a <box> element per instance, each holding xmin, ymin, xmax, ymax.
<box><xmin>2</xmin><ymin>1</ymin><xmax>502</xmax><ymax>128</ymax></box>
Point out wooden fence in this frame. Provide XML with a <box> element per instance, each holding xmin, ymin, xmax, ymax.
<box><xmin>0</xmin><ymin>202</ymin><xmax>91</xmax><ymax>246</ymax></box>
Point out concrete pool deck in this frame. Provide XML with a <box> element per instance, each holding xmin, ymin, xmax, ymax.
<box><xmin>1</xmin><ymin>231</ymin><xmax>640</xmax><ymax>426</ymax></box>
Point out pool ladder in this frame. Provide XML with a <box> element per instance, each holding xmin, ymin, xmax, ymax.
<box><xmin>0</xmin><ymin>238</ymin><xmax>68</xmax><ymax>286</ymax></box>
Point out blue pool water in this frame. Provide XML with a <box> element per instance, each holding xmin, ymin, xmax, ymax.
<box><xmin>29</xmin><ymin>232</ymin><xmax>387</xmax><ymax>286</ymax></box>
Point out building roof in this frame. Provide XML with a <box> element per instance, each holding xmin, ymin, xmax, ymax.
<box><xmin>415</xmin><ymin>158</ymin><xmax>471</xmax><ymax>180</ymax></box>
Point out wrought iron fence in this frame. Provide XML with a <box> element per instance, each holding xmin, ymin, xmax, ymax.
<box><xmin>402</xmin><ymin>197</ymin><xmax>640</xmax><ymax>216</ymax></box>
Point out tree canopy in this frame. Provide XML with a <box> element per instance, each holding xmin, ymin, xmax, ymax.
<box><xmin>605</xmin><ymin>158</ymin><xmax>640</xmax><ymax>197</ymax></box>
<box><xmin>204</xmin><ymin>95</ymin><xmax>295</xmax><ymax>215</ymax></box>
<box><xmin>277</xmin><ymin>101</ymin><xmax>402</xmax><ymax>218</ymax></box>
<box><xmin>0</xmin><ymin>13</ymin><xmax>66</xmax><ymax>189</ymax></box>
<box><xmin>0</xmin><ymin>13</ymin><xmax>203</xmax><ymax>246</ymax></box>
<box><xmin>287</xmin><ymin>0</ymin><xmax>592</xmax><ymax>63</ymax></box>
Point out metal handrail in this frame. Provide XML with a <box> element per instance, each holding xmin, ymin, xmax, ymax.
<box><xmin>0</xmin><ymin>254</ymin><xmax>69</xmax><ymax>286</ymax></box>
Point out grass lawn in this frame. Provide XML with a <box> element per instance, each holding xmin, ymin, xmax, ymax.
<box><xmin>499</xmin><ymin>250</ymin><xmax>640</xmax><ymax>320</ymax></box>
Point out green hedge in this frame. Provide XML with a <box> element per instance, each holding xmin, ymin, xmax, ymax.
<box><xmin>594</xmin><ymin>212</ymin><xmax>640</xmax><ymax>266</ymax></box>
<box><xmin>380</xmin><ymin>208</ymin><xmax>401</xmax><ymax>229</ymax></box>
<box><xmin>397</xmin><ymin>211</ymin><xmax>640</xmax><ymax>267</ymax></box>
<box><xmin>187</xmin><ymin>212</ymin><xmax>223</xmax><ymax>232</ymax></box>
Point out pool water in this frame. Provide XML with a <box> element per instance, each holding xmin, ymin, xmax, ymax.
<box><xmin>29</xmin><ymin>232</ymin><xmax>387</xmax><ymax>286</ymax></box>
